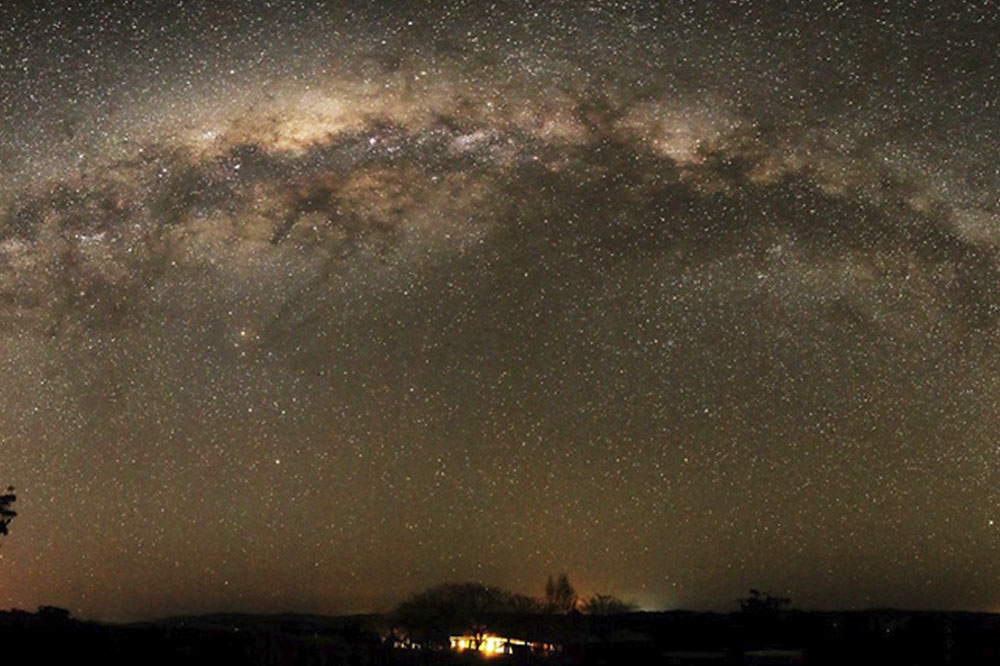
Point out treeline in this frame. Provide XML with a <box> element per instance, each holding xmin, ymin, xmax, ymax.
<box><xmin>389</xmin><ymin>574</ymin><xmax>636</xmax><ymax>649</ymax></box>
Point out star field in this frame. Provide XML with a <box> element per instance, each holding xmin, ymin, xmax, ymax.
<box><xmin>1</xmin><ymin>1</ymin><xmax>1000</xmax><ymax>621</ymax></box>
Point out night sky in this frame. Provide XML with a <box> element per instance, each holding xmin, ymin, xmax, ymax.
<box><xmin>1</xmin><ymin>1</ymin><xmax>999</xmax><ymax>622</ymax></box>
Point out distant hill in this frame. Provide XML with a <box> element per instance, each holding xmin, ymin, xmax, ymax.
<box><xmin>142</xmin><ymin>611</ymin><xmax>382</xmax><ymax>632</ymax></box>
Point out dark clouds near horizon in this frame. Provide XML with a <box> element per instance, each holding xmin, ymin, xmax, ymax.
<box><xmin>2</xmin><ymin>1</ymin><xmax>1000</xmax><ymax>620</ymax></box>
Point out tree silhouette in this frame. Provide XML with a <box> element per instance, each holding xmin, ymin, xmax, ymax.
<box><xmin>581</xmin><ymin>593</ymin><xmax>636</xmax><ymax>615</ymax></box>
<box><xmin>0</xmin><ymin>487</ymin><xmax>15</xmax><ymax>536</ymax></box>
<box><xmin>393</xmin><ymin>582</ymin><xmax>511</xmax><ymax>649</ymax></box>
<box><xmin>581</xmin><ymin>593</ymin><xmax>636</xmax><ymax>645</ymax></box>
<box><xmin>736</xmin><ymin>589</ymin><xmax>791</xmax><ymax>651</ymax></box>
<box><xmin>507</xmin><ymin>592</ymin><xmax>543</xmax><ymax>614</ymax></box>
<box><xmin>738</xmin><ymin>589</ymin><xmax>790</xmax><ymax>614</ymax></box>
<box><xmin>545</xmin><ymin>573</ymin><xmax>577</xmax><ymax>613</ymax></box>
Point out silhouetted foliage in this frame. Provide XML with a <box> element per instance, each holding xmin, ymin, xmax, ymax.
<box><xmin>392</xmin><ymin>582</ymin><xmax>512</xmax><ymax>648</ymax></box>
<box><xmin>581</xmin><ymin>593</ymin><xmax>636</xmax><ymax>615</ymax></box>
<box><xmin>37</xmin><ymin>606</ymin><xmax>71</xmax><ymax>623</ymax></box>
<box><xmin>545</xmin><ymin>573</ymin><xmax>577</xmax><ymax>614</ymax></box>
<box><xmin>0</xmin><ymin>487</ymin><xmax>15</xmax><ymax>536</ymax></box>
<box><xmin>507</xmin><ymin>592</ymin><xmax>544</xmax><ymax>615</ymax></box>
<box><xmin>738</xmin><ymin>589</ymin><xmax>791</xmax><ymax>614</ymax></box>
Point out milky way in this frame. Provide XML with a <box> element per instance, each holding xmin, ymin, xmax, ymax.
<box><xmin>2</xmin><ymin>1</ymin><xmax>1000</xmax><ymax>620</ymax></box>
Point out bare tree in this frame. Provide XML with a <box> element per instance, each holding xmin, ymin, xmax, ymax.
<box><xmin>582</xmin><ymin>593</ymin><xmax>637</xmax><ymax>644</ymax></box>
<box><xmin>545</xmin><ymin>573</ymin><xmax>577</xmax><ymax>613</ymax></box>
<box><xmin>507</xmin><ymin>592</ymin><xmax>543</xmax><ymax>614</ymax></box>
<box><xmin>581</xmin><ymin>593</ymin><xmax>636</xmax><ymax>615</ymax></box>
<box><xmin>0</xmin><ymin>487</ymin><xmax>15</xmax><ymax>536</ymax></box>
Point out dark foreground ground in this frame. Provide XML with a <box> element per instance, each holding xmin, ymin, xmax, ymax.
<box><xmin>2</xmin><ymin>606</ymin><xmax>1000</xmax><ymax>665</ymax></box>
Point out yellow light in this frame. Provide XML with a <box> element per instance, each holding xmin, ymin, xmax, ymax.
<box><xmin>450</xmin><ymin>634</ymin><xmax>558</xmax><ymax>657</ymax></box>
<box><xmin>450</xmin><ymin>634</ymin><xmax>510</xmax><ymax>656</ymax></box>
